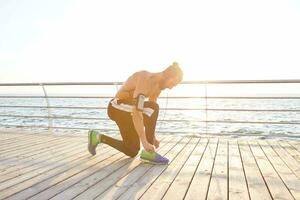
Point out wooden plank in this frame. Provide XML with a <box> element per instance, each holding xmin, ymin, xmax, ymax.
<box><xmin>28</xmin><ymin>153</ymin><xmax>126</xmax><ymax>200</ymax></box>
<box><xmin>71</xmin><ymin>136</ymin><xmax>178</xmax><ymax>200</ymax></box>
<box><xmin>0</xmin><ymin>130</ymin><xmax>52</xmax><ymax>137</ymax></box>
<box><xmin>49</xmin><ymin>136</ymin><xmax>172</xmax><ymax>200</ymax></box>
<box><xmin>0</xmin><ymin>141</ymin><xmax>97</xmax><ymax>192</ymax></box>
<box><xmin>0</xmin><ymin>137</ymin><xmax>68</xmax><ymax>157</ymax></box>
<box><xmin>0</xmin><ymin>131</ymin><xmax>72</xmax><ymax>145</ymax></box>
<box><xmin>93</xmin><ymin>136</ymin><xmax>188</xmax><ymax>200</ymax></box>
<box><xmin>228</xmin><ymin>140</ymin><xmax>250</xmax><ymax>200</ymax></box>
<box><xmin>0</xmin><ymin>142</ymin><xmax>87</xmax><ymax>182</ymax></box>
<box><xmin>0</xmin><ymin>135</ymin><xmax>74</xmax><ymax>149</ymax></box>
<box><xmin>0</xmin><ymin>137</ymin><xmax>85</xmax><ymax>167</ymax></box>
<box><xmin>0</xmin><ymin>136</ymin><xmax>83</xmax><ymax>162</ymax></box>
<box><xmin>136</xmin><ymin>137</ymin><xmax>198</xmax><ymax>200</ymax></box>
<box><xmin>7</xmin><ymin>136</ymin><xmax>169</xmax><ymax>200</ymax></box>
<box><xmin>0</xmin><ymin>129</ymin><xmax>41</xmax><ymax>135</ymax></box>
<box><xmin>184</xmin><ymin>138</ymin><xmax>219</xmax><ymax>200</ymax></box>
<box><xmin>0</xmin><ymin>133</ymin><xmax>86</xmax><ymax>151</ymax></box>
<box><xmin>0</xmin><ymin>131</ymin><xmax>90</xmax><ymax>147</ymax></box>
<box><xmin>0</xmin><ymin>140</ymin><xmax>74</xmax><ymax>173</ymax></box>
<box><xmin>74</xmin><ymin>136</ymin><xmax>185</xmax><ymax>200</ymax></box>
<box><xmin>0</xmin><ymin>134</ymin><xmax>34</xmax><ymax>142</ymax></box>
<box><xmin>0</xmin><ymin>135</ymin><xmax>63</xmax><ymax>152</ymax></box>
<box><xmin>279</xmin><ymin>141</ymin><xmax>300</xmax><ymax>164</ymax></box>
<box><xmin>259</xmin><ymin>140</ymin><xmax>300</xmax><ymax>199</ymax></box>
<box><xmin>248</xmin><ymin>140</ymin><xmax>294</xmax><ymax>200</ymax></box>
<box><xmin>206</xmin><ymin>139</ymin><xmax>228</xmax><ymax>200</ymax></box>
<box><xmin>0</xmin><ymin>143</ymin><xmax>114</xmax><ymax>199</ymax></box>
<box><xmin>0</xmin><ymin>137</ymin><xmax>80</xmax><ymax>167</ymax></box>
<box><xmin>267</xmin><ymin>140</ymin><xmax>300</xmax><ymax>180</ymax></box>
<box><xmin>111</xmin><ymin>137</ymin><xmax>195</xmax><ymax>200</ymax></box>
<box><xmin>0</xmin><ymin>134</ymin><xmax>85</xmax><ymax>156</ymax></box>
<box><xmin>0</xmin><ymin>139</ymin><xmax>85</xmax><ymax>168</ymax></box>
<box><xmin>0</xmin><ymin>134</ymin><xmax>18</xmax><ymax>140</ymax></box>
<box><xmin>238</xmin><ymin>140</ymin><xmax>272</xmax><ymax>200</ymax></box>
<box><xmin>288</xmin><ymin>141</ymin><xmax>300</xmax><ymax>153</ymax></box>
<box><xmin>0</xmin><ymin>137</ymin><xmax>47</xmax><ymax>149</ymax></box>
<box><xmin>161</xmin><ymin>138</ymin><xmax>208</xmax><ymax>200</ymax></box>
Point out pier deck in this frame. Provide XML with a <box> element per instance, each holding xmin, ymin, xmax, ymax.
<box><xmin>0</xmin><ymin>129</ymin><xmax>300</xmax><ymax>200</ymax></box>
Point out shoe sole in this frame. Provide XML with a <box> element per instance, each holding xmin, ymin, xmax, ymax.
<box><xmin>139</xmin><ymin>158</ymin><xmax>168</xmax><ymax>165</ymax></box>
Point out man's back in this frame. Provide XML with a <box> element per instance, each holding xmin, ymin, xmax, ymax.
<box><xmin>115</xmin><ymin>71</ymin><xmax>159</xmax><ymax>100</ymax></box>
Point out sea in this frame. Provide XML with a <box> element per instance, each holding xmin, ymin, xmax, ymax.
<box><xmin>1</xmin><ymin>96</ymin><xmax>300</xmax><ymax>137</ymax></box>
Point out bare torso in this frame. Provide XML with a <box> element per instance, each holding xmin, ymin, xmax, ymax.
<box><xmin>115</xmin><ymin>71</ymin><xmax>161</xmax><ymax>101</ymax></box>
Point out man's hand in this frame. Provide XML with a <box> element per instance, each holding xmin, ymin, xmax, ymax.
<box><xmin>142</xmin><ymin>141</ymin><xmax>155</xmax><ymax>153</ymax></box>
<box><xmin>153</xmin><ymin>138</ymin><xmax>160</xmax><ymax>148</ymax></box>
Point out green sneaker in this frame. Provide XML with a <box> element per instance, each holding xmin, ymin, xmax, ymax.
<box><xmin>88</xmin><ymin>129</ymin><xmax>101</xmax><ymax>156</ymax></box>
<box><xmin>140</xmin><ymin>150</ymin><xmax>169</xmax><ymax>165</ymax></box>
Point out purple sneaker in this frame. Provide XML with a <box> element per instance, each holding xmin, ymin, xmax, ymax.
<box><xmin>140</xmin><ymin>150</ymin><xmax>169</xmax><ymax>165</ymax></box>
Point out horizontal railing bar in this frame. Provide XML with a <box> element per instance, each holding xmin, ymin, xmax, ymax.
<box><xmin>1</xmin><ymin>105</ymin><xmax>300</xmax><ymax>112</ymax></box>
<box><xmin>1</xmin><ymin>96</ymin><xmax>300</xmax><ymax>99</ymax></box>
<box><xmin>2</xmin><ymin>124</ymin><xmax>300</xmax><ymax>138</ymax></box>
<box><xmin>0</xmin><ymin>115</ymin><xmax>199</xmax><ymax>122</ymax></box>
<box><xmin>0</xmin><ymin>82</ymin><xmax>122</xmax><ymax>86</ymax></box>
<box><xmin>0</xmin><ymin>114</ymin><xmax>106</xmax><ymax>120</ymax></box>
<box><xmin>0</xmin><ymin>96</ymin><xmax>113</xmax><ymax>98</ymax></box>
<box><xmin>204</xmin><ymin>120</ymin><xmax>300</xmax><ymax>125</ymax></box>
<box><xmin>183</xmin><ymin>80</ymin><xmax>300</xmax><ymax>84</ymax></box>
<box><xmin>0</xmin><ymin>106</ymin><xmax>203</xmax><ymax>111</ymax></box>
<box><xmin>203</xmin><ymin>97</ymin><xmax>300</xmax><ymax>99</ymax></box>
<box><xmin>1</xmin><ymin>114</ymin><xmax>299</xmax><ymax>125</ymax></box>
<box><xmin>0</xmin><ymin>114</ymin><xmax>195</xmax><ymax>121</ymax></box>
<box><xmin>206</xmin><ymin>108</ymin><xmax>300</xmax><ymax>112</ymax></box>
<box><xmin>0</xmin><ymin>124</ymin><xmax>117</xmax><ymax>131</ymax></box>
<box><xmin>0</xmin><ymin>105</ymin><xmax>102</xmax><ymax>109</ymax></box>
<box><xmin>1</xmin><ymin>79</ymin><xmax>300</xmax><ymax>86</ymax></box>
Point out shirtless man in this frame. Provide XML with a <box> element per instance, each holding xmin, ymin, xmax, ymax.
<box><xmin>88</xmin><ymin>62</ymin><xmax>183</xmax><ymax>164</ymax></box>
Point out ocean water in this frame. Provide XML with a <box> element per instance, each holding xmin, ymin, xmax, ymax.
<box><xmin>1</xmin><ymin>97</ymin><xmax>300</xmax><ymax>136</ymax></box>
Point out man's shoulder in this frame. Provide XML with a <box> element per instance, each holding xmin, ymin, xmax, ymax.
<box><xmin>133</xmin><ymin>71</ymin><xmax>157</xmax><ymax>89</ymax></box>
<box><xmin>133</xmin><ymin>70</ymin><xmax>152</xmax><ymax>80</ymax></box>
<box><xmin>135</xmin><ymin>70</ymin><xmax>150</xmax><ymax>76</ymax></box>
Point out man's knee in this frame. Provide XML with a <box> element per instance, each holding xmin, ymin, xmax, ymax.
<box><xmin>146</xmin><ymin>101</ymin><xmax>159</xmax><ymax>111</ymax></box>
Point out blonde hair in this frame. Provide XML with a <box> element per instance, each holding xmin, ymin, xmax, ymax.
<box><xmin>163</xmin><ymin>62</ymin><xmax>183</xmax><ymax>82</ymax></box>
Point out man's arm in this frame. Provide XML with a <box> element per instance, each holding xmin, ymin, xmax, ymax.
<box><xmin>149</xmin><ymin>91</ymin><xmax>161</xmax><ymax>102</ymax></box>
<box><xmin>131</xmin><ymin>76</ymin><xmax>155</xmax><ymax>153</ymax></box>
<box><xmin>132</xmin><ymin>106</ymin><xmax>155</xmax><ymax>153</ymax></box>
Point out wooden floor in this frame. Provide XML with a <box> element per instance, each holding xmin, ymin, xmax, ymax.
<box><xmin>0</xmin><ymin>129</ymin><xmax>300</xmax><ymax>200</ymax></box>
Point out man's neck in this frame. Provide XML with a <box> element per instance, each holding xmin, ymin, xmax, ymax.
<box><xmin>156</xmin><ymin>73</ymin><xmax>167</xmax><ymax>90</ymax></box>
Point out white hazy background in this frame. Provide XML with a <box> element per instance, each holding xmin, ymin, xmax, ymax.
<box><xmin>0</xmin><ymin>0</ymin><xmax>300</xmax><ymax>83</ymax></box>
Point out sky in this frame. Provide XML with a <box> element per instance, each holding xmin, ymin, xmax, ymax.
<box><xmin>0</xmin><ymin>0</ymin><xmax>300</xmax><ymax>83</ymax></box>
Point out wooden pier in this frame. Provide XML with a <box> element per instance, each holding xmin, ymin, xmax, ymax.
<box><xmin>0</xmin><ymin>129</ymin><xmax>300</xmax><ymax>200</ymax></box>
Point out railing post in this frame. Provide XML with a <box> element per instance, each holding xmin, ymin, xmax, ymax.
<box><xmin>204</xmin><ymin>82</ymin><xmax>208</xmax><ymax>134</ymax></box>
<box><xmin>40</xmin><ymin>83</ymin><xmax>53</xmax><ymax>131</ymax></box>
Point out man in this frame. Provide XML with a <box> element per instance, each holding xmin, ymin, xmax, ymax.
<box><xmin>88</xmin><ymin>62</ymin><xmax>183</xmax><ymax>164</ymax></box>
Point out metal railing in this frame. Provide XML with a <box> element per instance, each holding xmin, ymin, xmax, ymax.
<box><xmin>0</xmin><ymin>80</ymin><xmax>300</xmax><ymax>137</ymax></box>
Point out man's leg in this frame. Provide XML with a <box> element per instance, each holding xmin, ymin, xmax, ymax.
<box><xmin>102</xmin><ymin>101</ymin><xmax>159</xmax><ymax>157</ymax></box>
<box><xmin>100</xmin><ymin>122</ymin><xmax>140</xmax><ymax>158</ymax></box>
<box><xmin>140</xmin><ymin>102</ymin><xmax>169</xmax><ymax>164</ymax></box>
<box><xmin>98</xmin><ymin>103</ymin><xmax>140</xmax><ymax>158</ymax></box>
<box><xmin>88</xmin><ymin>100</ymin><xmax>159</xmax><ymax>157</ymax></box>
<box><xmin>143</xmin><ymin>101</ymin><xmax>160</xmax><ymax>145</ymax></box>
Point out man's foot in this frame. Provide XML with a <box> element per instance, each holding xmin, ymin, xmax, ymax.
<box><xmin>140</xmin><ymin>150</ymin><xmax>169</xmax><ymax>165</ymax></box>
<box><xmin>88</xmin><ymin>129</ymin><xmax>101</xmax><ymax>156</ymax></box>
